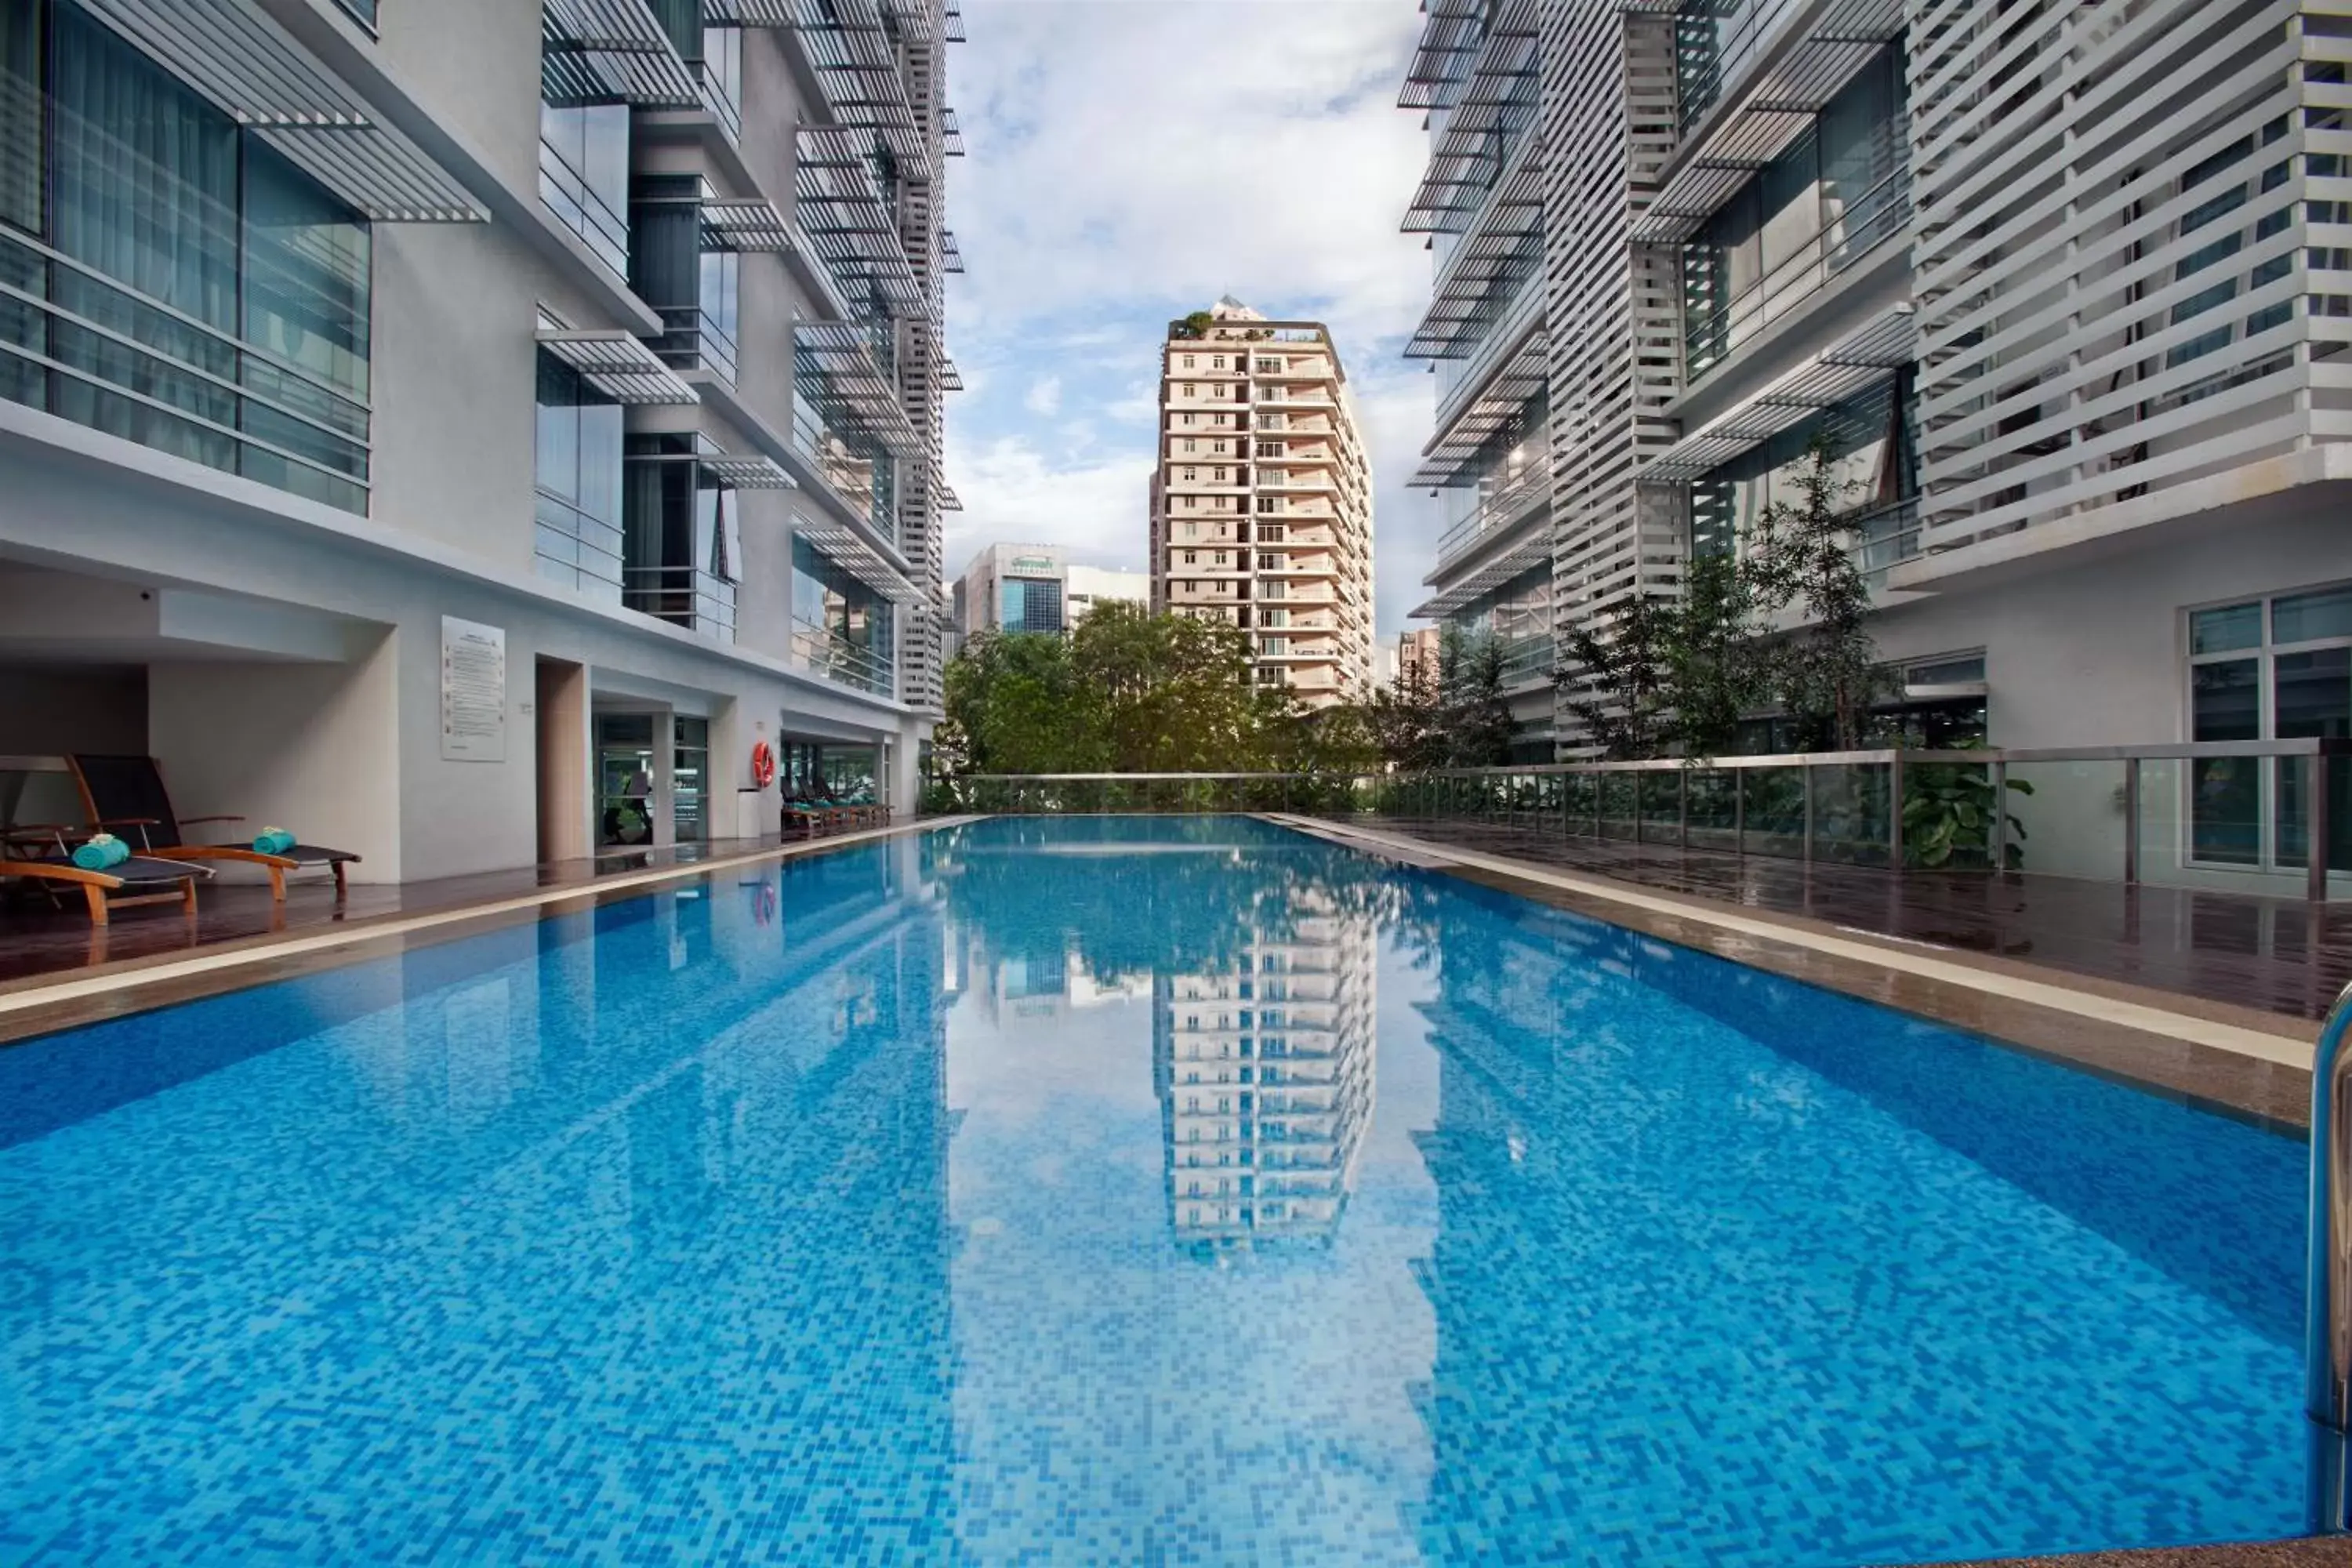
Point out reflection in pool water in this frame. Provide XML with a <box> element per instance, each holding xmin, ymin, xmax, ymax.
<box><xmin>0</xmin><ymin>815</ymin><xmax>2310</xmax><ymax>1564</ymax></box>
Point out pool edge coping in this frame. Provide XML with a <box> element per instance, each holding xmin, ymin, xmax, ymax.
<box><xmin>0</xmin><ymin>818</ymin><xmax>978</xmax><ymax>1045</ymax></box>
<box><xmin>1266</xmin><ymin>813</ymin><xmax>2318</xmax><ymax>1133</ymax></box>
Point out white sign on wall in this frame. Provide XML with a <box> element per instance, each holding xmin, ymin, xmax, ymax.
<box><xmin>440</xmin><ymin>615</ymin><xmax>507</xmax><ymax>763</ymax></box>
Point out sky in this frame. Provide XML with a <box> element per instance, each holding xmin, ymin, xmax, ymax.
<box><xmin>939</xmin><ymin>0</ymin><xmax>1438</xmax><ymax>638</ymax></box>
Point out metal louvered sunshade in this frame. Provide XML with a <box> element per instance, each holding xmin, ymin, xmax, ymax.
<box><xmin>795</xmin><ymin>518</ymin><xmax>923</xmax><ymax>603</ymax></box>
<box><xmin>1411</xmin><ymin>535</ymin><xmax>1548</xmax><ymax>619</ymax></box>
<box><xmin>1400</xmin><ymin>0</ymin><xmax>1538</xmax><ymax>234</ymax></box>
<box><xmin>795</xmin><ymin>0</ymin><xmax>934</xmax><ymax>177</ymax></box>
<box><xmin>538</xmin><ymin>331</ymin><xmax>701</xmax><ymax>405</ymax></box>
<box><xmin>1639</xmin><ymin>307</ymin><xmax>1915</xmax><ymax>482</ymax></box>
<box><xmin>1411</xmin><ymin>330</ymin><xmax>1548</xmax><ymax>488</ymax></box>
<box><xmin>943</xmin><ymin>0</ymin><xmax>964</xmax><ymax>42</ymax></box>
<box><xmin>698</xmin><ymin>452</ymin><xmax>794</xmax><ymax>488</ymax></box>
<box><xmin>702</xmin><ymin>199</ymin><xmax>794</xmax><ymax>252</ymax></box>
<box><xmin>794</xmin><ymin>128</ymin><xmax>927</xmax><ymax>317</ymax></box>
<box><xmin>541</xmin><ymin>0</ymin><xmax>699</xmax><ymax>109</ymax></box>
<box><xmin>794</xmin><ymin>322</ymin><xmax>923</xmax><ymax>456</ymax></box>
<box><xmin>1406</xmin><ymin>155</ymin><xmax>1543</xmax><ymax>359</ymax></box>
<box><xmin>1398</xmin><ymin>0</ymin><xmax>1484</xmax><ymax>112</ymax></box>
<box><xmin>70</xmin><ymin>0</ymin><xmax>484</xmax><ymax>222</ymax></box>
<box><xmin>1633</xmin><ymin>0</ymin><xmax>1906</xmax><ymax>243</ymax></box>
<box><xmin>941</xmin><ymin>105</ymin><xmax>967</xmax><ymax>157</ymax></box>
<box><xmin>939</xmin><ymin>229</ymin><xmax>964</xmax><ymax>274</ymax></box>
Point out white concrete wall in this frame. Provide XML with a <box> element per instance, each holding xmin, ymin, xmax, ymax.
<box><xmin>149</xmin><ymin>632</ymin><xmax>403</xmax><ymax>879</ymax></box>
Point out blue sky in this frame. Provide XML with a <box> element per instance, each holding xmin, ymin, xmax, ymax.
<box><xmin>939</xmin><ymin>0</ymin><xmax>1439</xmax><ymax>637</ymax></box>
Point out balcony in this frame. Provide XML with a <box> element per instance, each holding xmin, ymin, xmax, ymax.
<box><xmin>790</xmin><ymin>615</ymin><xmax>895</xmax><ymax>697</ymax></box>
<box><xmin>1430</xmin><ymin>454</ymin><xmax>1552</xmax><ymax>578</ymax></box>
<box><xmin>1681</xmin><ymin>157</ymin><xmax>1911</xmax><ymax>385</ymax></box>
<box><xmin>625</xmin><ymin>564</ymin><xmax>735</xmax><ymax>644</ymax></box>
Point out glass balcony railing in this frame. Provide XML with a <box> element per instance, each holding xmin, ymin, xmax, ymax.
<box><xmin>538</xmin><ymin>138</ymin><xmax>630</xmax><ymax>280</ymax></box>
<box><xmin>1850</xmin><ymin>497</ymin><xmax>1921</xmax><ymax>589</ymax></box>
<box><xmin>792</xmin><ymin>615</ymin><xmax>895</xmax><ymax>696</ymax></box>
<box><xmin>625</xmin><ymin>564</ymin><xmax>736</xmax><ymax>644</ymax></box>
<box><xmin>1683</xmin><ymin>157</ymin><xmax>1910</xmax><ymax>383</ymax></box>
<box><xmin>1432</xmin><ymin>454</ymin><xmax>1552</xmax><ymax>575</ymax></box>
<box><xmin>0</xmin><ymin>228</ymin><xmax>371</xmax><ymax>514</ymax></box>
<box><xmin>651</xmin><ymin>306</ymin><xmax>738</xmax><ymax>384</ymax></box>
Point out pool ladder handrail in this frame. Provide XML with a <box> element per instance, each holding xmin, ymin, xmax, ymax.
<box><xmin>2307</xmin><ymin>975</ymin><xmax>2352</xmax><ymax>1532</ymax></box>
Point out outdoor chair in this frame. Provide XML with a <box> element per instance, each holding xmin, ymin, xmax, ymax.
<box><xmin>0</xmin><ymin>825</ymin><xmax>210</xmax><ymax>925</ymax></box>
<box><xmin>67</xmin><ymin>754</ymin><xmax>361</xmax><ymax>901</ymax></box>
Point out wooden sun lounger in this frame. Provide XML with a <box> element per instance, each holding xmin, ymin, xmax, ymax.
<box><xmin>0</xmin><ymin>827</ymin><xmax>208</xmax><ymax>925</ymax></box>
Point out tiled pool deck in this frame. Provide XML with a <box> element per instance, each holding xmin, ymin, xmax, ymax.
<box><xmin>3</xmin><ymin>812</ymin><xmax>2348</xmax><ymax>1566</ymax></box>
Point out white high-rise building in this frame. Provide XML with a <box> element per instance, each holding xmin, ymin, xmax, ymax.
<box><xmin>0</xmin><ymin>0</ymin><xmax>963</xmax><ymax>875</ymax></box>
<box><xmin>1401</xmin><ymin>0</ymin><xmax>2352</xmax><ymax>825</ymax></box>
<box><xmin>1147</xmin><ymin>298</ymin><xmax>1376</xmax><ymax>710</ymax></box>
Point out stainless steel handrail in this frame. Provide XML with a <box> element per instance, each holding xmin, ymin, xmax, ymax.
<box><xmin>2309</xmin><ymin>975</ymin><xmax>2352</xmax><ymax>1532</ymax></box>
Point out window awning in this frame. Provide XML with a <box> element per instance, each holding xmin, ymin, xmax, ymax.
<box><xmin>702</xmin><ymin>198</ymin><xmax>794</xmax><ymax>251</ymax></box>
<box><xmin>541</xmin><ymin>0</ymin><xmax>699</xmax><ymax>110</ymax></box>
<box><xmin>794</xmin><ymin>127</ymin><xmax>927</xmax><ymax>318</ymax></box>
<box><xmin>1400</xmin><ymin>0</ymin><xmax>1538</xmax><ymax>234</ymax></box>
<box><xmin>1633</xmin><ymin>0</ymin><xmax>1904</xmax><ymax>244</ymax></box>
<box><xmin>795</xmin><ymin>0</ymin><xmax>934</xmax><ymax>178</ymax></box>
<box><xmin>71</xmin><ymin>0</ymin><xmax>485</xmax><ymax>223</ymax></box>
<box><xmin>1638</xmin><ymin>306</ymin><xmax>1913</xmax><ymax>482</ymax></box>
<box><xmin>1412</xmin><ymin>329</ymin><xmax>1547</xmax><ymax>488</ymax></box>
<box><xmin>1411</xmin><ymin>535</ymin><xmax>1548</xmax><ymax>619</ymax></box>
<box><xmin>537</xmin><ymin>330</ymin><xmax>701</xmax><ymax>405</ymax></box>
<box><xmin>1406</xmin><ymin>154</ymin><xmax>1544</xmax><ymax>359</ymax></box>
<box><xmin>795</xmin><ymin>321</ymin><xmax>924</xmax><ymax>456</ymax></box>
<box><xmin>797</xmin><ymin>518</ymin><xmax>924</xmax><ymax>604</ymax></box>
<box><xmin>698</xmin><ymin>452</ymin><xmax>795</xmax><ymax>488</ymax></box>
<box><xmin>1398</xmin><ymin>0</ymin><xmax>1486</xmax><ymax>112</ymax></box>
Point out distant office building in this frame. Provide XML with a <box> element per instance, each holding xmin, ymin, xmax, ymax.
<box><xmin>1147</xmin><ymin>298</ymin><xmax>1374</xmax><ymax>710</ymax></box>
<box><xmin>952</xmin><ymin>543</ymin><xmax>1148</xmax><ymax>647</ymax></box>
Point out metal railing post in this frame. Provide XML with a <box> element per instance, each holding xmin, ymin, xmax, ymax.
<box><xmin>1679</xmin><ymin>768</ymin><xmax>1690</xmax><ymax>848</ymax></box>
<box><xmin>2314</xmin><ymin>754</ymin><xmax>2334</xmax><ymax>906</ymax></box>
<box><xmin>2304</xmin><ymin>978</ymin><xmax>2352</xmax><ymax>1533</ymax></box>
<box><xmin>1802</xmin><ymin>762</ymin><xmax>1815</xmax><ymax>866</ymax></box>
<box><xmin>1632</xmin><ymin>773</ymin><xmax>1643</xmax><ymax>846</ymax></box>
<box><xmin>2123</xmin><ymin>757</ymin><xmax>2141</xmax><ymax>886</ymax></box>
<box><xmin>1889</xmin><ymin>754</ymin><xmax>1905</xmax><ymax>872</ymax></box>
<box><xmin>1733</xmin><ymin>768</ymin><xmax>1745</xmax><ymax>856</ymax></box>
<box><xmin>1991</xmin><ymin>759</ymin><xmax>2008</xmax><ymax>872</ymax></box>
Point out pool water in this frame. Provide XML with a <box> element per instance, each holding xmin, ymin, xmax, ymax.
<box><xmin>0</xmin><ymin>815</ymin><xmax>2310</xmax><ymax>1564</ymax></box>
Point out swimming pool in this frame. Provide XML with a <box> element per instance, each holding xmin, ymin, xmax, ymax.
<box><xmin>0</xmin><ymin>815</ymin><xmax>2309</xmax><ymax>1563</ymax></box>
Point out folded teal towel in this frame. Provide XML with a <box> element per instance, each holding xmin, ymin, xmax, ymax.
<box><xmin>252</xmin><ymin>829</ymin><xmax>296</xmax><ymax>855</ymax></box>
<box><xmin>71</xmin><ymin>836</ymin><xmax>129</xmax><ymax>871</ymax></box>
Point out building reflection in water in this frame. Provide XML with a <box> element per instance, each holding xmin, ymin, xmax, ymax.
<box><xmin>1153</xmin><ymin>891</ymin><xmax>1378</xmax><ymax>1245</ymax></box>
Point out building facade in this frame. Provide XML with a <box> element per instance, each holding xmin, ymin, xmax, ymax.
<box><xmin>1399</xmin><ymin>0</ymin><xmax>2352</xmax><ymax>806</ymax></box>
<box><xmin>0</xmin><ymin>0</ymin><xmax>963</xmax><ymax>880</ymax></box>
<box><xmin>1146</xmin><ymin>297</ymin><xmax>1375</xmax><ymax>710</ymax></box>
<box><xmin>949</xmin><ymin>542</ymin><xmax>1148</xmax><ymax>653</ymax></box>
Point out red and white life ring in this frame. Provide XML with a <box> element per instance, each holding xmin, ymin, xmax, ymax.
<box><xmin>750</xmin><ymin>739</ymin><xmax>777</xmax><ymax>789</ymax></box>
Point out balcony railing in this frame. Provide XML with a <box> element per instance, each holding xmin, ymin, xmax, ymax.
<box><xmin>1432</xmin><ymin>456</ymin><xmax>1552</xmax><ymax>575</ymax></box>
<box><xmin>791</xmin><ymin>615</ymin><xmax>895</xmax><ymax>696</ymax></box>
<box><xmin>1851</xmin><ymin>497</ymin><xmax>1921</xmax><ymax>588</ymax></box>
<box><xmin>1684</xmin><ymin>156</ymin><xmax>1911</xmax><ymax>383</ymax></box>
<box><xmin>651</xmin><ymin>306</ymin><xmax>739</xmax><ymax>384</ymax></box>
<box><xmin>0</xmin><ymin>229</ymin><xmax>371</xmax><ymax>515</ymax></box>
<box><xmin>625</xmin><ymin>564</ymin><xmax>736</xmax><ymax>644</ymax></box>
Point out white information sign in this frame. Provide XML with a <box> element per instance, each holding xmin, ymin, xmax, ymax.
<box><xmin>440</xmin><ymin>616</ymin><xmax>507</xmax><ymax>763</ymax></box>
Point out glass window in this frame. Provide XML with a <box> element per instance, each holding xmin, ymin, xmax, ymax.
<box><xmin>243</xmin><ymin>142</ymin><xmax>370</xmax><ymax>400</ymax></box>
<box><xmin>2190</xmin><ymin>601</ymin><xmax>2263</xmax><ymax>654</ymax></box>
<box><xmin>2275</xmin><ymin>586</ymin><xmax>2352</xmax><ymax>645</ymax></box>
<box><xmin>539</xmin><ymin>75</ymin><xmax>630</xmax><ymax>278</ymax></box>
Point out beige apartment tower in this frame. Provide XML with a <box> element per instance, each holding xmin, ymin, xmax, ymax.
<box><xmin>1147</xmin><ymin>299</ymin><xmax>1374</xmax><ymax>709</ymax></box>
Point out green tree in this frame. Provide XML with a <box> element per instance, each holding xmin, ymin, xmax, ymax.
<box><xmin>1363</xmin><ymin>654</ymin><xmax>1448</xmax><ymax>771</ymax></box>
<box><xmin>1070</xmin><ymin>602</ymin><xmax>1263</xmax><ymax>770</ymax></box>
<box><xmin>942</xmin><ymin>629</ymin><xmax>1107</xmax><ymax>774</ymax></box>
<box><xmin>1745</xmin><ymin>436</ymin><xmax>1887</xmax><ymax>750</ymax></box>
<box><xmin>1440</xmin><ymin>626</ymin><xmax>1517</xmax><ymax>766</ymax></box>
<box><xmin>1560</xmin><ymin>596</ymin><xmax>1672</xmax><ymax>760</ymax></box>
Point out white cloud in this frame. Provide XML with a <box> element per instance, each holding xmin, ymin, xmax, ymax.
<box><xmin>943</xmin><ymin>0</ymin><xmax>1444</xmax><ymax>635</ymax></box>
<box><xmin>944</xmin><ymin>434</ymin><xmax>1154</xmax><ymax>581</ymax></box>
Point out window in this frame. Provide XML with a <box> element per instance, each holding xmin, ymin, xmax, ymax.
<box><xmin>1181</xmin><ymin>413</ymin><xmax>1195</xmax><ymax>426</ymax></box>
<box><xmin>1258</xmin><ymin>524</ymin><xmax>1285</xmax><ymax>542</ymax></box>
<box><xmin>623</xmin><ymin>436</ymin><xmax>740</xmax><ymax>644</ymax></box>
<box><xmin>1000</xmin><ymin>575</ymin><xmax>1066</xmax><ymax>633</ymax></box>
<box><xmin>1181</xmin><ymin>467</ymin><xmax>1196</xmax><ymax>481</ymax></box>
<box><xmin>1211</xmin><ymin>355</ymin><xmax>1225</xmax><ymax>369</ymax></box>
<box><xmin>2186</xmin><ymin>585</ymin><xmax>2352</xmax><ymax>871</ymax></box>
<box><xmin>1181</xmin><ymin>522</ymin><xmax>1197</xmax><ymax>539</ymax></box>
<box><xmin>1257</xmin><ymin>441</ymin><xmax>1285</xmax><ymax>457</ymax></box>
<box><xmin>1181</xmin><ymin>354</ymin><xmax>1195</xmax><ymax>368</ymax></box>
<box><xmin>535</xmin><ymin>350</ymin><xmax>625</xmax><ymax>599</ymax></box>
<box><xmin>1255</xmin><ymin>358</ymin><xmax>1281</xmax><ymax>372</ymax></box>
<box><xmin>1256</xmin><ymin>496</ymin><xmax>1279</xmax><ymax>513</ymax></box>
<box><xmin>1182</xmin><ymin>438</ymin><xmax>1198</xmax><ymax>452</ymax></box>
<box><xmin>540</xmin><ymin>60</ymin><xmax>630</xmax><ymax>278</ymax></box>
<box><xmin>1258</xmin><ymin>554</ymin><xmax>1282</xmax><ymax>570</ymax></box>
<box><xmin>1183</xmin><ymin>551</ymin><xmax>1196</xmax><ymax>564</ymax></box>
<box><xmin>0</xmin><ymin>4</ymin><xmax>373</xmax><ymax>512</ymax></box>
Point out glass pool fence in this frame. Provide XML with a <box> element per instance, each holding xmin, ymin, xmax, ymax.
<box><xmin>928</xmin><ymin>739</ymin><xmax>2352</xmax><ymax>903</ymax></box>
